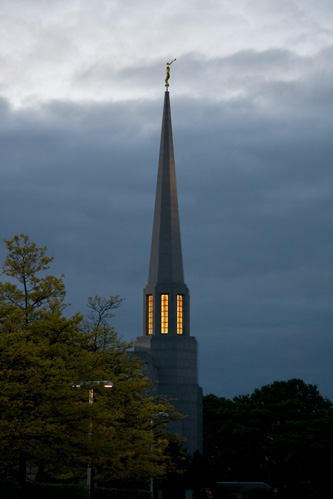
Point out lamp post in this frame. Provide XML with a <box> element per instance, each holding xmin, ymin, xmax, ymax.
<box><xmin>150</xmin><ymin>412</ymin><xmax>170</xmax><ymax>499</ymax></box>
<box><xmin>72</xmin><ymin>381</ymin><xmax>114</xmax><ymax>495</ymax></box>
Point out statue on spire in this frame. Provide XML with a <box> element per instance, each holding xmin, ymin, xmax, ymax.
<box><xmin>165</xmin><ymin>59</ymin><xmax>176</xmax><ymax>88</ymax></box>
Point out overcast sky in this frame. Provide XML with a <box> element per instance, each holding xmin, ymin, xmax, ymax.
<box><xmin>1</xmin><ymin>0</ymin><xmax>333</xmax><ymax>400</ymax></box>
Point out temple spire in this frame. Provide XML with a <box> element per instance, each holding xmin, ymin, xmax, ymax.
<box><xmin>143</xmin><ymin>89</ymin><xmax>189</xmax><ymax>338</ymax></box>
<box><xmin>148</xmin><ymin>91</ymin><xmax>184</xmax><ymax>285</ymax></box>
<box><xmin>135</xmin><ymin>85</ymin><xmax>202</xmax><ymax>455</ymax></box>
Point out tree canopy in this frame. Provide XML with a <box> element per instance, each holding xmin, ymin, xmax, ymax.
<box><xmin>0</xmin><ymin>234</ymin><xmax>182</xmax><ymax>486</ymax></box>
<box><xmin>203</xmin><ymin>379</ymin><xmax>333</xmax><ymax>498</ymax></box>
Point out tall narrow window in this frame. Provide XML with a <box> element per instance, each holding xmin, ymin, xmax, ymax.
<box><xmin>147</xmin><ymin>295</ymin><xmax>153</xmax><ymax>335</ymax></box>
<box><xmin>161</xmin><ymin>294</ymin><xmax>168</xmax><ymax>334</ymax></box>
<box><xmin>177</xmin><ymin>295</ymin><xmax>183</xmax><ymax>334</ymax></box>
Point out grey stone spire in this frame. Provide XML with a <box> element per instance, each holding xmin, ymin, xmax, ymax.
<box><xmin>148</xmin><ymin>90</ymin><xmax>184</xmax><ymax>285</ymax></box>
<box><xmin>134</xmin><ymin>89</ymin><xmax>202</xmax><ymax>455</ymax></box>
<box><xmin>143</xmin><ymin>91</ymin><xmax>190</xmax><ymax>337</ymax></box>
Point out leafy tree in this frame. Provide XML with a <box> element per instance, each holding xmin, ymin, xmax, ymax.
<box><xmin>203</xmin><ymin>379</ymin><xmax>333</xmax><ymax>498</ymax></box>
<box><xmin>0</xmin><ymin>234</ymin><xmax>87</xmax><ymax>484</ymax></box>
<box><xmin>0</xmin><ymin>234</ymin><xmax>182</xmax><ymax>488</ymax></box>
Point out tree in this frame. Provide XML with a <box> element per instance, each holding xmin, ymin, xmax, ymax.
<box><xmin>0</xmin><ymin>234</ymin><xmax>87</xmax><ymax>484</ymax></box>
<box><xmin>203</xmin><ymin>379</ymin><xmax>333</xmax><ymax>498</ymax></box>
<box><xmin>0</xmin><ymin>234</ymin><xmax>183</xmax><ymax>487</ymax></box>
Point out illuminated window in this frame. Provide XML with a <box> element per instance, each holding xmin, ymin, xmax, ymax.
<box><xmin>177</xmin><ymin>295</ymin><xmax>183</xmax><ymax>334</ymax></box>
<box><xmin>147</xmin><ymin>295</ymin><xmax>153</xmax><ymax>335</ymax></box>
<box><xmin>161</xmin><ymin>294</ymin><xmax>168</xmax><ymax>334</ymax></box>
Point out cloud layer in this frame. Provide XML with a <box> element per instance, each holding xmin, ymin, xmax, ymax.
<box><xmin>1</xmin><ymin>0</ymin><xmax>333</xmax><ymax>104</ymax></box>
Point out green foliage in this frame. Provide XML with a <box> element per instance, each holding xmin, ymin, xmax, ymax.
<box><xmin>0</xmin><ymin>235</ymin><xmax>87</xmax><ymax>479</ymax></box>
<box><xmin>203</xmin><ymin>379</ymin><xmax>333</xmax><ymax>498</ymax></box>
<box><xmin>0</xmin><ymin>234</ymin><xmax>183</xmax><ymax>485</ymax></box>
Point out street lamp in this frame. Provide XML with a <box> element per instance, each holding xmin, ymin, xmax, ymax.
<box><xmin>150</xmin><ymin>412</ymin><xmax>170</xmax><ymax>499</ymax></box>
<box><xmin>72</xmin><ymin>381</ymin><xmax>114</xmax><ymax>494</ymax></box>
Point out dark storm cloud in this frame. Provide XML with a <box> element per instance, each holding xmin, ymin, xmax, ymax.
<box><xmin>171</xmin><ymin>49</ymin><xmax>333</xmax><ymax>398</ymax></box>
<box><xmin>0</xmin><ymin>96</ymin><xmax>160</xmax><ymax>314</ymax></box>
<box><xmin>1</xmin><ymin>47</ymin><xmax>332</xmax><ymax>400</ymax></box>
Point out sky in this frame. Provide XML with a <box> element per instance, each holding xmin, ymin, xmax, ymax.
<box><xmin>1</xmin><ymin>0</ymin><xmax>333</xmax><ymax>400</ymax></box>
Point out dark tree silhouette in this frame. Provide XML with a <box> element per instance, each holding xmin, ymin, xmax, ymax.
<box><xmin>203</xmin><ymin>379</ymin><xmax>333</xmax><ymax>498</ymax></box>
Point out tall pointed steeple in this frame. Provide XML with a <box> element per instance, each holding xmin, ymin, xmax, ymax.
<box><xmin>148</xmin><ymin>91</ymin><xmax>184</xmax><ymax>285</ymax></box>
<box><xmin>143</xmin><ymin>91</ymin><xmax>190</xmax><ymax>338</ymax></box>
<box><xmin>134</xmin><ymin>85</ymin><xmax>202</xmax><ymax>455</ymax></box>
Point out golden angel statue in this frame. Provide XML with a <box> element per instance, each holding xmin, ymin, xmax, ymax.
<box><xmin>165</xmin><ymin>59</ymin><xmax>176</xmax><ymax>87</ymax></box>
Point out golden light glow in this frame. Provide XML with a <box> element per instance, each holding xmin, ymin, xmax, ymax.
<box><xmin>177</xmin><ymin>295</ymin><xmax>183</xmax><ymax>334</ymax></box>
<box><xmin>147</xmin><ymin>295</ymin><xmax>153</xmax><ymax>335</ymax></box>
<box><xmin>161</xmin><ymin>294</ymin><xmax>168</xmax><ymax>334</ymax></box>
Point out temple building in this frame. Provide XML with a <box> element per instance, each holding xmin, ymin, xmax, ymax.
<box><xmin>133</xmin><ymin>78</ymin><xmax>202</xmax><ymax>454</ymax></box>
